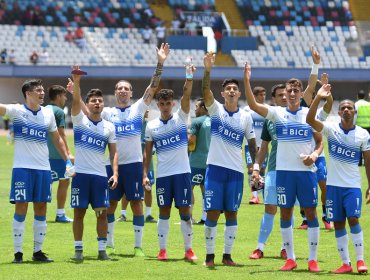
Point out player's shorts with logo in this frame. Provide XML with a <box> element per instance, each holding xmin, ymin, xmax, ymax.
<box><xmin>315</xmin><ymin>156</ymin><xmax>327</xmax><ymax>182</ymax></box>
<box><xmin>326</xmin><ymin>185</ymin><xmax>362</xmax><ymax>222</ymax></box>
<box><xmin>71</xmin><ymin>173</ymin><xmax>109</xmax><ymax>209</ymax></box>
<box><xmin>10</xmin><ymin>168</ymin><xmax>52</xmax><ymax>203</ymax></box>
<box><xmin>204</xmin><ymin>164</ymin><xmax>244</xmax><ymax>212</ymax></box>
<box><xmin>191</xmin><ymin>167</ymin><xmax>206</xmax><ymax>186</ymax></box>
<box><xmin>106</xmin><ymin>162</ymin><xmax>144</xmax><ymax>201</ymax></box>
<box><xmin>276</xmin><ymin>170</ymin><xmax>318</xmax><ymax>208</ymax></box>
<box><xmin>155</xmin><ymin>173</ymin><xmax>191</xmax><ymax>208</ymax></box>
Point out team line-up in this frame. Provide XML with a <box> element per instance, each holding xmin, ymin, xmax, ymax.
<box><xmin>0</xmin><ymin>43</ymin><xmax>369</xmax><ymax>274</ymax></box>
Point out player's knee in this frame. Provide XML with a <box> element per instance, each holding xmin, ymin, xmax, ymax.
<box><xmin>347</xmin><ymin>216</ymin><xmax>359</xmax><ymax>227</ymax></box>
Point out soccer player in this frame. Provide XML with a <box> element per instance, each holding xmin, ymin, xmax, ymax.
<box><xmin>102</xmin><ymin>43</ymin><xmax>170</xmax><ymax>256</ymax></box>
<box><xmin>47</xmin><ymin>85</ymin><xmax>74</xmax><ymax>223</ymax></box>
<box><xmin>249</xmin><ymin>84</ymin><xmax>287</xmax><ymax>259</ymax></box>
<box><xmin>188</xmin><ymin>98</ymin><xmax>211</xmax><ymax>224</ymax></box>
<box><xmin>202</xmin><ymin>52</ymin><xmax>257</xmax><ymax>267</ymax></box>
<box><xmin>244</xmin><ymin>65</ymin><xmax>324</xmax><ymax>272</ymax></box>
<box><xmin>70</xmin><ymin>67</ymin><xmax>118</xmax><ymax>261</ymax></box>
<box><xmin>0</xmin><ymin>79</ymin><xmax>72</xmax><ymax>263</ymax></box>
<box><xmin>143</xmin><ymin>66</ymin><xmax>197</xmax><ymax>261</ymax></box>
<box><xmin>306</xmin><ymin>85</ymin><xmax>370</xmax><ymax>274</ymax></box>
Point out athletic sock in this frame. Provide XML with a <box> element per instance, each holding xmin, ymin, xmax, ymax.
<box><xmin>157</xmin><ymin>216</ymin><xmax>169</xmax><ymax>250</ymax></box>
<box><xmin>307</xmin><ymin>218</ymin><xmax>320</xmax><ymax>261</ymax></box>
<box><xmin>33</xmin><ymin>215</ymin><xmax>46</xmax><ymax>252</ymax></box>
<box><xmin>280</xmin><ymin>219</ymin><xmax>295</xmax><ymax>260</ymax></box>
<box><xmin>350</xmin><ymin>224</ymin><xmax>364</xmax><ymax>261</ymax></box>
<box><xmin>257</xmin><ymin>212</ymin><xmax>274</xmax><ymax>250</ymax></box>
<box><xmin>97</xmin><ymin>237</ymin><xmax>107</xmax><ymax>251</ymax></box>
<box><xmin>133</xmin><ymin>215</ymin><xmax>144</xmax><ymax>248</ymax></box>
<box><xmin>13</xmin><ymin>214</ymin><xmax>25</xmax><ymax>253</ymax></box>
<box><xmin>180</xmin><ymin>214</ymin><xmax>192</xmax><ymax>251</ymax></box>
<box><xmin>107</xmin><ymin>214</ymin><xmax>115</xmax><ymax>247</ymax></box>
<box><xmin>224</xmin><ymin>219</ymin><xmax>237</xmax><ymax>254</ymax></box>
<box><xmin>205</xmin><ymin>219</ymin><xmax>217</xmax><ymax>254</ymax></box>
<box><xmin>335</xmin><ymin>228</ymin><xmax>350</xmax><ymax>264</ymax></box>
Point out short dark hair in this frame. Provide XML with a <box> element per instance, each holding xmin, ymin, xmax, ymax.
<box><xmin>271</xmin><ymin>84</ymin><xmax>285</xmax><ymax>97</ymax></box>
<box><xmin>196</xmin><ymin>97</ymin><xmax>207</xmax><ymax>112</ymax></box>
<box><xmin>358</xmin><ymin>90</ymin><xmax>365</xmax><ymax>99</ymax></box>
<box><xmin>155</xmin><ymin>89</ymin><xmax>174</xmax><ymax>101</ymax></box>
<box><xmin>286</xmin><ymin>78</ymin><xmax>303</xmax><ymax>92</ymax></box>
<box><xmin>339</xmin><ymin>99</ymin><xmax>355</xmax><ymax>110</ymax></box>
<box><xmin>21</xmin><ymin>79</ymin><xmax>43</xmax><ymax>99</ymax></box>
<box><xmin>48</xmin><ymin>85</ymin><xmax>67</xmax><ymax>101</ymax></box>
<box><xmin>252</xmin><ymin>86</ymin><xmax>266</xmax><ymax>96</ymax></box>
<box><xmin>115</xmin><ymin>80</ymin><xmax>132</xmax><ymax>91</ymax></box>
<box><xmin>222</xmin><ymin>79</ymin><xmax>239</xmax><ymax>90</ymax></box>
<box><xmin>85</xmin><ymin>89</ymin><xmax>103</xmax><ymax>103</ymax></box>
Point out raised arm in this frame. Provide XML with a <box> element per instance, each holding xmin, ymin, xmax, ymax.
<box><xmin>302</xmin><ymin>46</ymin><xmax>320</xmax><ymax>106</ymax></box>
<box><xmin>306</xmin><ymin>84</ymin><xmax>332</xmax><ymax>132</ymax></box>
<box><xmin>202</xmin><ymin>52</ymin><xmax>215</xmax><ymax>107</ymax></box>
<box><xmin>180</xmin><ymin>65</ymin><xmax>195</xmax><ymax>114</ymax></box>
<box><xmin>243</xmin><ymin>63</ymin><xmax>268</xmax><ymax>117</ymax></box>
<box><xmin>67</xmin><ymin>77</ymin><xmax>88</xmax><ymax>115</ymax></box>
<box><xmin>143</xmin><ymin>43</ymin><xmax>170</xmax><ymax>106</ymax></box>
<box><xmin>71</xmin><ymin>65</ymin><xmax>83</xmax><ymax>116</ymax></box>
<box><xmin>318</xmin><ymin>73</ymin><xmax>333</xmax><ymax>114</ymax></box>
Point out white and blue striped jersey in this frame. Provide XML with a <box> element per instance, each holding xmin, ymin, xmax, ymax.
<box><xmin>322</xmin><ymin>122</ymin><xmax>370</xmax><ymax>188</ymax></box>
<box><xmin>72</xmin><ymin>111</ymin><xmax>116</xmax><ymax>177</ymax></box>
<box><xmin>5</xmin><ymin>104</ymin><xmax>57</xmax><ymax>170</ymax></box>
<box><xmin>315</xmin><ymin>108</ymin><xmax>328</xmax><ymax>158</ymax></box>
<box><xmin>145</xmin><ymin>108</ymin><xmax>190</xmax><ymax>178</ymax></box>
<box><xmin>101</xmin><ymin>98</ymin><xmax>147</xmax><ymax>165</ymax></box>
<box><xmin>207</xmin><ymin>100</ymin><xmax>255</xmax><ymax>174</ymax></box>
<box><xmin>244</xmin><ymin>106</ymin><xmax>264</xmax><ymax>147</ymax></box>
<box><xmin>266</xmin><ymin>106</ymin><xmax>313</xmax><ymax>171</ymax></box>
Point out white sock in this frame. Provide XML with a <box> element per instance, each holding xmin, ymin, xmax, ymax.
<box><xmin>252</xmin><ymin>191</ymin><xmax>258</xmax><ymax>197</ymax></box>
<box><xmin>134</xmin><ymin>225</ymin><xmax>144</xmax><ymax>248</ymax></box>
<box><xmin>257</xmin><ymin>242</ymin><xmax>265</xmax><ymax>251</ymax></box>
<box><xmin>56</xmin><ymin>209</ymin><xmax>65</xmax><ymax>216</ymax></box>
<box><xmin>308</xmin><ymin>226</ymin><xmax>319</xmax><ymax>261</ymax></box>
<box><xmin>74</xmin><ymin>240</ymin><xmax>83</xmax><ymax>251</ymax></box>
<box><xmin>157</xmin><ymin>218</ymin><xmax>169</xmax><ymax>250</ymax></box>
<box><xmin>351</xmin><ymin>231</ymin><xmax>364</xmax><ymax>261</ymax></box>
<box><xmin>107</xmin><ymin>222</ymin><xmax>115</xmax><ymax>247</ymax></box>
<box><xmin>205</xmin><ymin>225</ymin><xmax>217</xmax><ymax>254</ymax></box>
<box><xmin>281</xmin><ymin>227</ymin><xmax>295</xmax><ymax>260</ymax></box>
<box><xmin>98</xmin><ymin>238</ymin><xmax>107</xmax><ymax>251</ymax></box>
<box><xmin>201</xmin><ymin>199</ymin><xmax>207</xmax><ymax>221</ymax></box>
<box><xmin>33</xmin><ymin>219</ymin><xmax>47</xmax><ymax>252</ymax></box>
<box><xmin>336</xmin><ymin>234</ymin><xmax>350</xmax><ymax>264</ymax></box>
<box><xmin>121</xmin><ymin>210</ymin><xmax>127</xmax><ymax>216</ymax></box>
<box><xmin>12</xmin><ymin>219</ymin><xmax>25</xmax><ymax>253</ymax></box>
<box><xmin>181</xmin><ymin>219</ymin><xmax>193</xmax><ymax>251</ymax></box>
<box><xmin>146</xmin><ymin>207</ymin><xmax>152</xmax><ymax>217</ymax></box>
<box><xmin>224</xmin><ymin>225</ymin><xmax>237</xmax><ymax>254</ymax></box>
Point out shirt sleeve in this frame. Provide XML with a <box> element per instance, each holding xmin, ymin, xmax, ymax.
<box><xmin>261</xmin><ymin>119</ymin><xmax>271</xmax><ymax>142</ymax></box>
<box><xmin>71</xmin><ymin>110</ymin><xmax>84</xmax><ymax>125</ymax></box>
<box><xmin>145</xmin><ymin>122</ymin><xmax>153</xmax><ymax>142</ymax></box>
<box><xmin>107</xmin><ymin>123</ymin><xmax>117</xmax><ymax>144</ymax></box>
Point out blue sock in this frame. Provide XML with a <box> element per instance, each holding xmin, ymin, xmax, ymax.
<box><xmin>258</xmin><ymin>213</ymin><xmax>274</xmax><ymax>244</ymax></box>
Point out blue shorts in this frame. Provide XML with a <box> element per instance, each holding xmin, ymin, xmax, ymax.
<box><xmin>156</xmin><ymin>173</ymin><xmax>191</xmax><ymax>208</ymax></box>
<box><xmin>50</xmin><ymin>159</ymin><xmax>68</xmax><ymax>182</ymax></box>
<box><xmin>106</xmin><ymin>162</ymin><xmax>144</xmax><ymax>201</ymax></box>
<box><xmin>71</xmin><ymin>173</ymin><xmax>109</xmax><ymax>209</ymax></box>
<box><xmin>276</xmin><ymin>170</ymin><xmax>318</xmax><ymax>208</ymax></box>
<box><xmin>10</xmin><ymin>168</ymin><xmax>52</xmax><ymax>203</ymax></box>
<box><xmin>204</xmin><ymin>164</ymin><xmax>243</xmax><ymax>212</ymax></box>
<box><xmin>191</xmin><ymin>167</ymin><xmax>206</xmax><ymax>186</ymax></box>
<box><xmin>245</xmin><ymin>145</ymin><xmax>268</xmax><ymax>170</ymax></box>
<box><xmin>263</xmin><ymin>171</ymin><xmax>277</xmax><ymax>205</ymax></box>
<box><xmin>147</xmin><ymin>170</ymin><xmax>155</xmax><ymax>185</ymax></box>
<box><xmin>315</xmin><ymin>157</ymin><xmax>327</xmax><ymax>182</ymax></box>
<box><xmin>326</xmin><ymin>186</ymin><xmax>362</xmax><ymax>222</ymax></box>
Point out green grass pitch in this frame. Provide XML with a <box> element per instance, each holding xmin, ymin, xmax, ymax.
<box><xmin>0</xmin><ymin>134</ymin><xmax>369</xmax><ymax>279</ymax></box>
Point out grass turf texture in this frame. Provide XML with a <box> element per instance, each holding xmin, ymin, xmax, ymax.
<box><xmin>0</xmin><ymin>134</ymin><xmax>369</xmax><ymax>279</ymax></box>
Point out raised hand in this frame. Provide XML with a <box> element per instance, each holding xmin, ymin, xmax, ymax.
<box><xmin>318</xmin><ymin>73</ymin><xmax>329</xmax><ymax>86</ymax></box>
<box><xmin>311</xmin><ymin>46</ymin><xmax>320</xmax><ymax>65</ymax></box>
<box><xmin>157</xmin><ymin>43</ymin><xmax>170</xmax><ymax>64</ymax></box>
<box><xmin>243</xmin><ymin>63</ymin><xmax>251</xmax><ymax>81</ymax></box>
<box><xmin>203</xmin><ymin>52</ymin><xmax>215</xmax><ymax>71</ymax></box>
<box><xmin>317</xmin><ymin>84</ymin><xmax>332</xmax><ymax>99</ymax></box>
<box><xmin>71</xmin><ymin>65</ymin><xmax>82</xmax><ymax>83</ymax></box>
